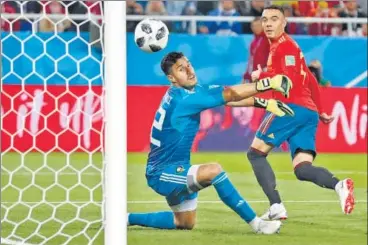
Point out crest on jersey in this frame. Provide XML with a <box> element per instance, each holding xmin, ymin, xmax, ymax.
<box><xmin>184</xmin><ymin>89</ymin><xmax>195</xmax><ymax>94</ymax></box>
<box><xmin>176</xmin><ymin>166</ymin><xmax>185</xmax><ymax>173</ymax></box>
<box><xmin>285</xmin><ymin>55</ymin><xmax>295</xmax><ymax>66</ymax></box>
<box><xmin>208</xmin><ymin>85</ymin><xmax>220</xmax><ymax>89</ymax></box>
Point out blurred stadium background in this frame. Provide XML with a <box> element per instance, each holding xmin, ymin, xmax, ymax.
<box><xmin>1</xmin><ymin>1</ymin><xmax>367</xmax><ymax>245</ymax></box>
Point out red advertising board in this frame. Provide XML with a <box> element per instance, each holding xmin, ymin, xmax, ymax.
<box><xmin>1</xmin><ymin>85</ymin><xmax>103</xmax><ymax>153</ymax></box>
<box><xmin>1</xmin><ymin>85</ymin><xmax>366</xmax><ymax>153</ymax></box>
<box><xmin>316</xmin><ymin>87</ymin><xmax>367</xmax><ymax>153</ymax></box>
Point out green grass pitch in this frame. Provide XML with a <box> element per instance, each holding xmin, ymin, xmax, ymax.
<box><xmin>1</xmin><ymin>152</ymin><xmax>367</xmax><ymax>245</ymax></box>
<box><xmin>127</xmin><ymin>153</ymin><xmax>367</xmax><ymax>245</ymax></box>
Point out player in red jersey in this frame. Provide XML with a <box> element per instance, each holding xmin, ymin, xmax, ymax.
<box><xmin>246</xmin><ymin>5</ymin><xmax>355</xmax><ymax>220</ymax></box>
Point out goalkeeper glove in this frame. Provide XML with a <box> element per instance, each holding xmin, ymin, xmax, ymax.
<box><xmin>255</xmin><ymin>74</ymin><xmax>293</xmax><ymax>98</ymax></box>
<box><xmin>254</xmin><ymin>97</ymin><xmax>295</xmax><ymax>117</ymax></box>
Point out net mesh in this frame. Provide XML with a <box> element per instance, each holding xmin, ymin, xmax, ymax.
<box><xmin>1</xmin><ymin>1</ymin><xmax>105</xmax><ymax>244</ymax></box>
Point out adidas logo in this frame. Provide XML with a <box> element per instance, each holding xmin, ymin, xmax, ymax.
<box><xmin>236</xmin><ymin>200</ymin><xmax>244</xmax><ymax>207</ymax></box>
<box><xmin>268</xmin><ymin>133</ymin><xmax>275</xmax><ymax>139</ymax></box>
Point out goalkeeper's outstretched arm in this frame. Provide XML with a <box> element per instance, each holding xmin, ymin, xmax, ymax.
<box><xmin>223</xmin><ymin>75</ymin><xmax>292</xmax><ymax>103</ymax></box>
<box><xmin>226</xmin><ymin>97</ymin><xmax>295</xmax><ymax>117</ymax></box>
<box><xmin>226</xmin><ymin>97</ymin><xmax>255</xmax><ymax>107</ymax></box>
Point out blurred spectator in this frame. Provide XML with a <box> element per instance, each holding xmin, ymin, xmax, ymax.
<box><xmin>173</xmin><ymin>2</ymin><xmax>209</xmax><ymax>34</ymax></box>
<box><xmin>196</xmin><ymin>1</ymin><xmax>217</xmax><ymax>16</ymax></box>
<box><xmin>243</xmin><ymin>0</ymin><xmax>265</xmax><ymax>33</ymax></box>
<box><xmin>88</xmin><ymin>1</ymin><xmax>104</xmax><ymax>50</ymax></box>
<box><xmin>145</xmin><ymin>0</ymin><xmax>167</xmax><ymax>15</ymax></box>
<box><xmin>18</xmin><ymin>1</ymin><xmax>38</xmax><ymax>31</ymax></box>
<box><xmin>338</xmin><ymin>0</ymin><xmax>367</xmax><ymax>36</ymax></box>
<box><xmin>86</xmin><ymin>0</ymin><xmax>103</xmax><ymax>25</ymax></box>
<box><xmin>63</xmin><ymin>1</ymin><xmax>89</xmax><ymax>32</ymax></box>
<box><xmin>145</xmin><ymin>1</ymin><xmax>171</xmax><ymax>31</ymax></box>
<box><xmin>326</xmin><ymin>1</ymin><xmax>344</xmax><ymax>8</ymax></box>
<box><xmin>39</xmin><ymin>1</ymin><xmax>71</xmax><ymax>32</ymax></box>
<box><xmin>282</xmin><ymin>3</ymin><xmax>306</xmax><ymax>34</ymax></box>
<box><xmin>308</xmin><ymin>1</ymin><xmax>336</xmax><ymax>35</ymax></box>
<box><xmin>357</xmin><ymin>0</ymin><xmax>367</xmax><ymax>14</ymax></box>
<box><xmin>291</xmin><ymin>2</ymin><xmax>302</xmax><ymax>16</ymax></box>
<box><xmin>326</xmin><ymin>5</ymin><xmax>344</xmax><ymax>35</ymax></box>
<box><xmin>272</xmin><ymin>0</ymin><xmax>297</xmax><ymax>6</ymax></box>
<box><xmin>298</xmin><ymin>0</ymin><xmax>319</xmax><ymax>16</ymax></box>
<box><xmin>127</xmin><ymin>0</ymin><xmax>144</xmax><ymax>32</ymax></box>
<box><xmin>234</xmin><ymin>1</ymin><xmax>252</xmax><ymax>16</ymax></box>
<box><xmin>316</xmin><ymin>1</ymin><xmax>331</xmax><ymax>17</ymax></box>
<box><xmin>308</xmin><ymin>60</ymin><xmax>331</xmax><ymax>87</ymax></box>
<box><xmin>205</xmin><ymin>0</ymin><xmax>242</xmax><ymax>35</ymax></box>
<box><xmin>357</xmin><ymin>23</ymin><xmax>367</xmax><ymax>36</ymax></box>
<box><xmin>23</xmin><ymin>1</ymin><xmax>42</xmax><ymax>13</ymax></box>
<box><xmin>136</xmin><ymin>0</ymin><xmax>148</xmax><ymax>10</ymax></box>
<box><xmin>3</xmin><ymin>1</ymin><xmax>20</xmax><ymax>12</ymax></box>
<box><xmin>249</xmin><ymin>0</ymin><xmax>266</xmax><ymax>15</ymax></box>
<box><xmin>1</xmin><ymin>1</ymin><xmax>20</xmax><ymax>32</ymax></box>
<box><xmin>166</xmin><ymin>0</ymin><xmax>188</xmax><ymax>16</ymax></box>
<box><xmin>243</xmin><ymin>17</ymin><xmax>269</xmax><ymax>83</ymax></box>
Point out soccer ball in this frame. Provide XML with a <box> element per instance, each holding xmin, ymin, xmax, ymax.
<box><xmin>134</xmin><ymin>18</ymin><xmax>169</xmax><ymax>53</ymax></box>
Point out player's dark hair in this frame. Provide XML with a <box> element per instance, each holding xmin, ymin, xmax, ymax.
<box><xmin>161</xmin><ymin>52</ymin><xmax>184</xmax><ymax>75</ymax></box>
<box><xmin>263</xmin><ymin>5</ymin><xmax>285</xmax><ymax>15</ymax></box>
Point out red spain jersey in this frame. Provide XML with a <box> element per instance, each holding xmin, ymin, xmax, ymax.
<box><xmin>259</xmin><ymin>33</ymin><xmax>324</xmax><ymax>114</ymax></box>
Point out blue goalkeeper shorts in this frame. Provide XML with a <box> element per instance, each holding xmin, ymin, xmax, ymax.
<box><xmin>147</xmin><ymin>164</ymin><xmax>198</xmax><ymax>207</ymax></box>
<box><xmin>255</xmin><ymin>103</ymin><xmax>319</xmax><ymax>159</ymax></box>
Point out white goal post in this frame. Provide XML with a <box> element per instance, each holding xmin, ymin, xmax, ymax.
<box><xmin>1</xmin><ymin>1</ymin><xmax>126</xmax><ymax>245</ymax></box>
<box><xmin>104</xmin><ymin>1</ymin><xmax>127</xmax><ymax>245</ymax></box>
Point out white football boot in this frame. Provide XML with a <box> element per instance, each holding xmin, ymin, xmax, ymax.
<box><xmin>260</xmin><ymin>203</ymin><xmax>288</xmax><ymax>220</ymax></box>
<box><xmin>127</xmin><ymin>213</ymin><xmax>131</xmax><ymax>226</ymax></box>
<box><xmin>335</xmin><ymin>178</ymin><xmax>355</xmax><ymax>214</ymax></box>
<box><xmin>250</xmin><ymin>217</ymin><xmax>282</xmax><ymax>234</ymax></box>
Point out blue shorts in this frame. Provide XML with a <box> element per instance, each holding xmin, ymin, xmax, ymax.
<box><xmin>255</xmin><ymin>104</ymin><xmax>319</xmax><ymax>159</ymax></box>
<box><xmin>147</xmin><ymin>164</ymin><xmax>198</xmax><ymax>207</ymax></box>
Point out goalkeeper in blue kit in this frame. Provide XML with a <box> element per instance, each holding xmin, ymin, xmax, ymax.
<box><xmin>128</xmin><ymin>52</ymin><xmax>294</xmax><ymax>234</ymax></box>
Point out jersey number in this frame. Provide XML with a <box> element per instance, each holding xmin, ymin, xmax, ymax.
<box><xmin>150</xmin><ymin>106</ymin><xmax>166</xmax><ymax>147</ymax></box>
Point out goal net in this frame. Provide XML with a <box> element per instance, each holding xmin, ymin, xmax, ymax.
<box><xmin>0</xmin><ymin>1</ymin><xmax>125</xmax><ymax>244</ymax></box>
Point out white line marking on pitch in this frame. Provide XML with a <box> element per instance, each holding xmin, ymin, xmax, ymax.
<box><xmin>1</xmin><ymin>171</ymin><xmax>367</xmax><ymax>176</ymax></box>
<box><xmin>1</xmin><ymin>238</ymin><xmax>38</xmax><ymax>245</ymax></box>
<box><xmin>127</xmin><ymin>200</ymin><xmax>368</xmax><ymax>204</ymax></box>
<box><xmin>1</xmin><ymin>200</ymin><xmax>367</xmax><ymax>205</ymax></box>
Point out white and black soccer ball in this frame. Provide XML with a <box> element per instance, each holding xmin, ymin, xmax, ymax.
<box><xmin>134</xmin><ymin>18</ymin><xmax>169</xmax><ymax>53</ymax></box>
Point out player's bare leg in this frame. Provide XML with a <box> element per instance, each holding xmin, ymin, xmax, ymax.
<box><xmin>247</xmin><ymin>137</ymin><xmax>287</xmax><ymax>220</ymax></box>
<box><xmin>195</xmin><ymin>163</ymin><xmax>282</xmax><ymax>234</ymax></box>
<box><xmin>172</xmin><ymin>210</ymin><xmax>196</xmax><ymax>230</ymax></box>
<box><xmin>293</xmin><ymin>152</ymin><xmax>355</xmax><ymax>215</ymax></box>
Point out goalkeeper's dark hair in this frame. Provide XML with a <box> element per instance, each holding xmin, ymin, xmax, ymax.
<box><xmin>263</xmin><ymin>5</ymin><xmax>285</xmax><ymax>15</ymax></box>
<box><xmin>161</xmin><ymin>52</ymin><xmax>184</xmax><ymax>75</ymax></box>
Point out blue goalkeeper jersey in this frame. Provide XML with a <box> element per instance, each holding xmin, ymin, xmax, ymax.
<box><xmin>146</xmin><ymin>84</ymin><xmax>225</xmax><ymax>177</ymax></box>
